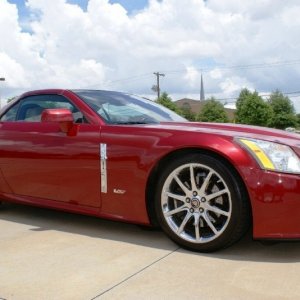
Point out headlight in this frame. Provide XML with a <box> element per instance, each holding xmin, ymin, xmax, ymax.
<box><xmin>236</xmin><ymin>138</ymin><xmax>300</xmax><ymax>174</ymax></box>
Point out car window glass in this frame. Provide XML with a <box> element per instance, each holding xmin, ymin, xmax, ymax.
<box><xmin>11</xmin><ymin>95</ymin><xmax>87</xmax><ymax>123</ymax></box>
<box><xmin>73</xmin><ymin>90</ymin><xmax>187</xmax><ymax>124</ymax></box>
<box><xmin>0</xmin><ymin>101</ymin><xmax>21</xmax><ymax>121</ymax></box>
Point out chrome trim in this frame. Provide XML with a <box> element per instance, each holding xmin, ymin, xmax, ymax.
<box><xmin>100</xmin><ymin>143</ymin><xmax>107</xmax><ymax>193</ymax></box>
<box><xmin>113</xmin><ymin>189</ymin><xmax>126</xmax><ymax>194</ymax></box>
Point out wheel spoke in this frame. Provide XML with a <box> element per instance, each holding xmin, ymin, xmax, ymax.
<box><xmin>206</xmin><ymin>188</ymin><xmax>229</xmax><ymax>201</ymax></box>
<box><xmin>195</xmin><ymin>224</ymin><xmax>200</xmax><ymax>241</ymax></box>
<box><xmin>174</xmin><ymin>175</ymin><xmax>189</xmax><ymax>194</ymax></box>
<box><xmin>203</xmin><ymin>212</ymin><xmax>218</xmax><ymax>235</ymax></box>
<box><xmin>206</xmin><ymin>204</ymin><xmax>230</xmax><ymax>217</ymax></box>
<box><xmin>194</xmin><ymin>213</ymin><xmax>201</xmax><ymax>241</ymax></box>
<box><xmin>160</xmin><ymin>161</ymin><xmax>234</xmax><ymax>246</ymax></box>
<box><xmin>177</xmin><ymin>212</ymin><xmax>192</xmax><ymax>234</ymax></box>
<box><xmin>165</xmin><ymin>205</ymin><xmax>187</xmax><ymax>217</ymax></box>
<box><xmin>199</xmin><ymin>170</ymin><xmax>213</xmax><ymax>194</ymax></box>
<box><xmin>165</xmin><ymin>192</ymin><xmax>186</xmax><ymax>203</ymax></box>
<box><xmin>189</xmin><ymin>165</ymin><xmax>197</xmax><ymax>191</ymax></box>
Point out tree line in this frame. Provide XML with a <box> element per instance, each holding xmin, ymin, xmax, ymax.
<box><xmin>156</xmin><ymin>89</ymin><xmax>300</xmax><ymax>129</ymax></box>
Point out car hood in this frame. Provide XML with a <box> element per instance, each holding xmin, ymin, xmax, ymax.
<box><xmin>156</xmin><ymin>121</ymin><xmax>300</xmax><ymax>148</ymax></box>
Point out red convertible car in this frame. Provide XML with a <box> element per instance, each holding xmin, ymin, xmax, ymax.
<box><xmin>1</xmin><ymin>89</ymin><xmax>300</xmax><ymax>252</ymax></box>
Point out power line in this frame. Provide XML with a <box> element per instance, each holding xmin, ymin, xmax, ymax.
<box><xmin>213</xmin><ymin>90</ymin><xmax>300</xmax><ymax>103</ymax></box>
<box><xmin>108</xmin><ymin>73</ymin><xmax>153</xmax><ymax>84</ymax></box>
<box><xmin>164</xmin><ymin>59</ymin><xmax>300</xmax><ymax>75</ymax></box>
<box><xmin>102</xmin><ymin>59</ymin><xmax>300</xmax><ymax>86</ymax></box>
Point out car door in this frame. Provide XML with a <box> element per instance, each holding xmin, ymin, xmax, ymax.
<box><xmin>0</xmin><ymin>94</ymin><xmax>101</xmax><ymax>208</ymax></box>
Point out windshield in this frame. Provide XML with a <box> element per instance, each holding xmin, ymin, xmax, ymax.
<box><xmin>72</xmin><ymin>90</ymin><xmax>187</xmax><ymax>124</ymax></box>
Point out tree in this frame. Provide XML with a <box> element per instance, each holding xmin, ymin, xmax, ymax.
<box><xmin>7</xmin><ymin>96</ymin><xmax>16</xmax><ymax>103</ymax></box>
<box><xmin>181</xmin><ymin>102</ymin><xmax>197</xmax><ymax>121</ymax></box>
<box><xmin>296</xmin><ymin>114</ymin><xmax>300</xmax><ymax>129</ymax></box>
<box><xmin>268</xmin><ymin>90</ymin><xmax>297</xmax><ymax>129</ymax></box>
<box><xmin>198</xmin><ymin>97</ymin><xmax>228</xmax><ymax>123</ymax></box>
<box><xmin>235</xmin><ymin>88</ymin><xmax>272</xmax><ymax>126</ymax></box>
<box><xmin>156</xmin><ymin>92</ymin><xmax>182</xmax><ymax>114</ymax></box>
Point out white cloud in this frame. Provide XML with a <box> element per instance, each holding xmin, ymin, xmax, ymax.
<box><xmin>0</xmin><ymin>0</ymin><xmax>300</xmax><ymax>110</ymax></box>
<box><xmin>209</xmin><ymin>68</ymin><xmax>222</xmax><ymax>79</ymax></box>
<box><xmin>220</xmin><ymin>76</ymin><xmax>254</xmax><ymax>96</ymax></box>
<box><xmin>0</xmin><ymin>53</ymin><xmax>30</xmax><ymax>88</ymax></box>
<box><xmin>184</xmin><ymin>66</ymin><xmax>200</xmax><ymax>87</ymax></box>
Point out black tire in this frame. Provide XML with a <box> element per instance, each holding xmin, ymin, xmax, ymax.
<box><xmin>154</xmin><ymin>153</ymin><xmax>250</xmax><ymax>252</ymax></box>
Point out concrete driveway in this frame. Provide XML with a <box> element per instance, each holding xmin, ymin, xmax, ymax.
<box><xmin>1</xmin><ymin>202</ymin><xmax>300</xmax><ymax>300</ymax></box>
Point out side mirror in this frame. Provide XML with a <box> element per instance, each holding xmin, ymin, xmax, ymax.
<box><xmin>41</xmin><ymin>109</ymin><xmax>78</xmax><ymax>136</ymax></box>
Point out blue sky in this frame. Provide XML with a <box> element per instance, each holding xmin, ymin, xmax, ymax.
<box><xmin>8</xmin><ymin>0</ymin><xmax>149</xmax><ymax>18</ymax></box>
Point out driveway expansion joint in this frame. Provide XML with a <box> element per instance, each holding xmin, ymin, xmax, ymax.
<box><xmin>90</xmin><ymin>247</ymin><xmax>180</xmax><ymax>299</ymax></box>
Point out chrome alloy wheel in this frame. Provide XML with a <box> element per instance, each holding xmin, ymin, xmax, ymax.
<box><xmin>161</xmin><ymin>163</ymin><xmax>232</xmax><ymax>244</ymax></box>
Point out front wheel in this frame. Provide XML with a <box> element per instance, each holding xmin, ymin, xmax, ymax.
<box><xmin>155</xmin><ymin>153</ymin><xmax>250</xmax><ymax>252</ymax></box>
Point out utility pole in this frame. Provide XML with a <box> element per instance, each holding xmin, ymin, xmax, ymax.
<box><xmin>0</xmin><ymin>77</ymin><xmax>5</xmax><ymax>109</ymax></box>
<box><xmin>153</xmin><ymin>72</ymin><xmax>165</xmax><ymax>99</ymax></box>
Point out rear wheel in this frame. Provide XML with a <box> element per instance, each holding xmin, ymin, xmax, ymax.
<box><xmin>155</xmin><ymin>153</ymin><xmax>250</xmax><ymax>252</ymax></box>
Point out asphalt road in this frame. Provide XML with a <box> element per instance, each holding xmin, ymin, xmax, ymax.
<box><xmin>1</xmin><ymin>202</ymin><xmax>300</xmax><ymax>300</ymax></box>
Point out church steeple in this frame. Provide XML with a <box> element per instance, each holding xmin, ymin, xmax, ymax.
<box><xmin>200</xmin><ymin>73</ymin><xmax>205</xmax><ymax>101</ymax></box>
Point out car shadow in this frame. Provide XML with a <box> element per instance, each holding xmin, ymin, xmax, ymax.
<box><xmin>1</xmin><ymin>202</ymin><xmax>300</xmax><ymax>262</ymax></box>
<box><xmin>0</xmin><ymin>202</ymin><xmax>175</xmax><ymax>251</ymax></box>
<box><xmin>180</xmin><ymin>230</ymin><xmax>300</xmax><ymax>263</ymax></box>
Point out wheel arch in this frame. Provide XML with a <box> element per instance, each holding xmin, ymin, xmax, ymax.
<box><xmin>145</xmin><ymin>147</ymin><xmax>253</xmax><ymax>227</ymax></box>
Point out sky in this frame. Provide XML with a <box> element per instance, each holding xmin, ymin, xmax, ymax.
<box><xmin>1</xmin><ymin>0</ymin><xmax>300</xmax><ymax>110</ymax></box>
